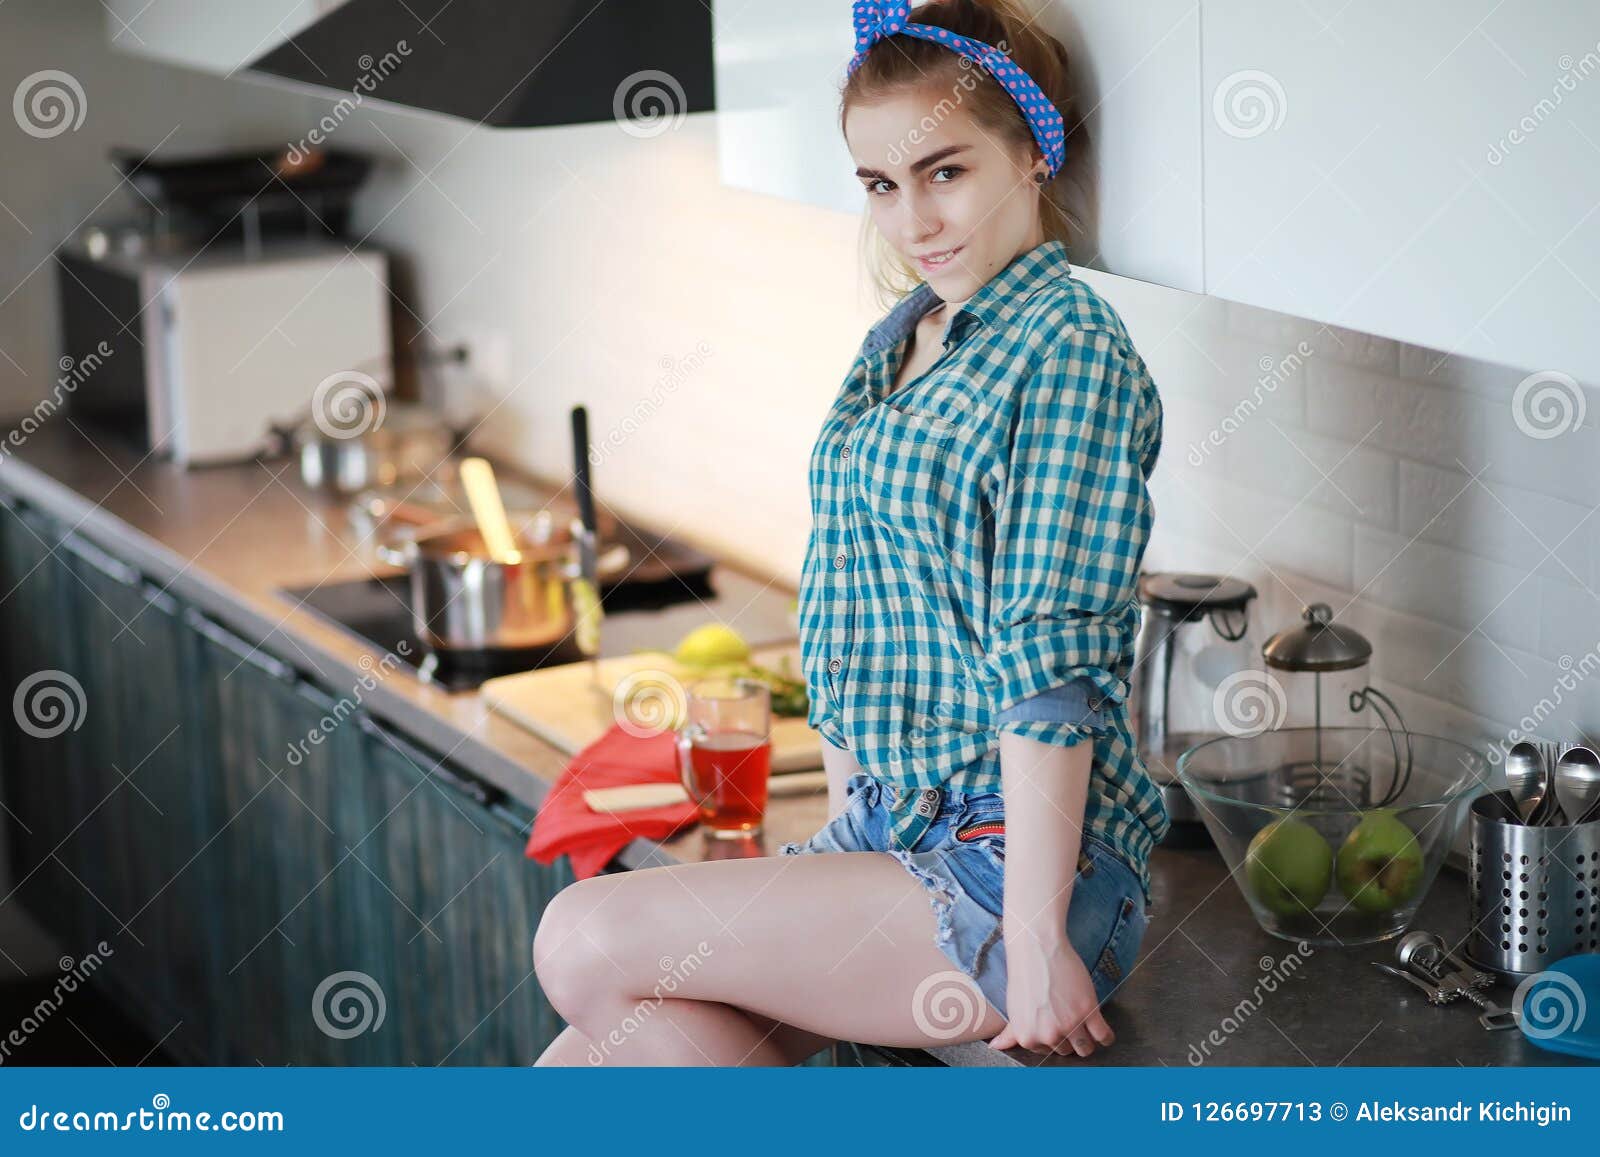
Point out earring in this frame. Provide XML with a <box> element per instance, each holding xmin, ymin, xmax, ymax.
<box><xmin>1033</xmin><ymin>171</ymin><xmax>1047</xmax><ymax>185</ymax></box>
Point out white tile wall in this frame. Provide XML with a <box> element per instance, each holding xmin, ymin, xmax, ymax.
<box><xmin>1</xmin><ymin>0</ymin><xmax>1596</xmax><ymax>798</ymax></box>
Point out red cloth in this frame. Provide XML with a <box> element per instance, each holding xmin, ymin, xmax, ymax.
<box><xmin>524</xmin><ymin>724</ymin><xmax>698</xmax><ymax>880</ymax></box>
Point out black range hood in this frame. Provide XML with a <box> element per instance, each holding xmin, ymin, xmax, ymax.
<box><xmin>249</xmin><ymin>0</ymin><xmax>714</xmax><ymax>128</ymax></box>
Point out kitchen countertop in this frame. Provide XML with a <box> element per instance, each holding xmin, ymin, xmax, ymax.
<box><xmin>0</xmin><ymin>423</ymin><xmax>1586</xmax><ymax>1069</ymax></box>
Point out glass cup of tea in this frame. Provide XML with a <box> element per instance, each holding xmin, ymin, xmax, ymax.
<box><xmin>675</xmin><ymin>676</ymin><xmax>773</xmax><ymax>839</ymax></box>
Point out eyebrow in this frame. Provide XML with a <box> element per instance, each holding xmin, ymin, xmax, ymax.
<box><xmin>855</xmin><ymin>144</ymin><xmax>971</xmax><ymax>182</ymax></box>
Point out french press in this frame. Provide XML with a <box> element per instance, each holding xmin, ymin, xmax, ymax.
<box><xmin>1260</xmin><ymin>602</ymin><xmax>1413</xmax><ymax>807</ymax></box>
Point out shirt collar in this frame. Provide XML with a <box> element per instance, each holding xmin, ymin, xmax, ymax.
<box><xmin>859</xmin><ymin>240</ymin><xmax>1074</xmax><ymax>357</ymax></box>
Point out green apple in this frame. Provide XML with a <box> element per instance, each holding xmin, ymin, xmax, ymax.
<box><xmin>1245</xmin><ymin>819</ymin><xmax>1333</xmax><ymax>916</ymax></box>
<box><xmin>1336</xmin><ymin>810</ymin><xmax>1424</xmax><ymax>913</ymax></box>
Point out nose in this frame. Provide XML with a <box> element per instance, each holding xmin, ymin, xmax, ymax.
<box><xmin>898</xmin><ymin>185</ymin><xmax>944</xmax><ymax>248</ymax></box>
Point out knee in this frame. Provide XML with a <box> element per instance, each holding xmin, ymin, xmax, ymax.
<box><xmin>533</xmin><ymin>879</ymin><xmax>625</xmax><ymax>1016</ymax></box>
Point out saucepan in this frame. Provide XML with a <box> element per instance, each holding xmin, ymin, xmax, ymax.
<box><xmin>376</xmin><ymin>511</ymin><xmax>629</xmax><ymax>654</ymax></box>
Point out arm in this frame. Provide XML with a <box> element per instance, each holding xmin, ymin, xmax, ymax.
<box><xmin>977</xmin><ymin>324</ymin><xmax>1161</xmax><ymax>1057</ymax></box>
<box><xmin>986</xmin><ymin>731</ymin><xmax>1113</xmax><ymax>1057</ymax></box>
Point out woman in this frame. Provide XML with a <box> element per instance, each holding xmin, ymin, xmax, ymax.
<box><xmin>532</xmin><ymin>0</ymin><xmax>1168</xmax><ymax>1065</ymax></box>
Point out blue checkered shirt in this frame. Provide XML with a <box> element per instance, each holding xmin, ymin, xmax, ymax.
<box><xmin>797</xmin><ymin>240</ymin><xmax>1170</xmax><ymax>900</ymax></box>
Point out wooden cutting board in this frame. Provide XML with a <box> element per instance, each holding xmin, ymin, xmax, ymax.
<box><xmin>479</xmin><ymin>642</ymin><xmax>824</xmax><ymax>773</ymax></box>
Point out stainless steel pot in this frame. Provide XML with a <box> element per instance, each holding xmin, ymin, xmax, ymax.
<box><xmin>376</xmin><ymin>514</ymin><xmax>629</xmax><ymax>654</ymax></box>
<box><xmin>281</xmin><ymin>403</ymin><xmax>458</xmax><ymax>495</ymax></box>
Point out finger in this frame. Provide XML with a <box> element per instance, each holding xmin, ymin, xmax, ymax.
<box><xmin>988</xmin><ymin>1025</ymin><xmax>1016</xmax><ymax>1051</ymax></box>
<box><xmin>1086</xmin><ymin>1010</ymin><xmax>1116</xmax><ymax>1047</ymax></box>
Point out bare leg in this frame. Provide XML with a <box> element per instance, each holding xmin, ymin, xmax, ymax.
<box><xmin>532</xmin><ymin>850</ymin><xmax>1007</xmax><ymax>1065</ymax></box>
<box><xmin>534</xmin><ymin>1014</ymin><xmax>834</xmax><ymax>1067</ymax></box>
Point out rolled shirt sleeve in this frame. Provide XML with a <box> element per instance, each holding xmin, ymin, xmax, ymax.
<box><xmin>976</xmin><ymin>325</ymin><xmax>1161</xmax><ymax>747</ymax></box>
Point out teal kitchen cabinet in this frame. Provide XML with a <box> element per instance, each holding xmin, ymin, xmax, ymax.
<box><xmin>0</xmin><ymin>491</ymin><xmax>591</xmax><ymax>1065</ymax></box>
<box><xmin>0</xmin><ymin>499</ymin><xmax>91</xmax><ymax>946</ymax></box>
<box><xmin>53</xmin><ymin>531</ymin><xmax>216</xmax><ymax>1062</ymax></box>
<box><xmin>355</xmin><ymin>712</ymin><xmax>573</xmax><ymax>1065</ymax></box>
<box><xmin>183</xmin><ymin>607</ymin><xmax>376</xmax><ymax>1065</ymax></box>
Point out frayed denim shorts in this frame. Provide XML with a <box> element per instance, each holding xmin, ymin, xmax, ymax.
<box><xmin>777</xmin><ymin>772</ymin><xmax>1149</xmax><ymax>1022</ymax></box>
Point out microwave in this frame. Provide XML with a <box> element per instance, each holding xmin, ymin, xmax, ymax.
<box><xmin>56</xmin><ymin>239</ymin><xmax>392</xmax><ymax>466</ymax></box>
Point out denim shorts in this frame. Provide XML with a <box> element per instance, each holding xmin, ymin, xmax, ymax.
<box><xmin>777</xmin><ymin>772</ymin><xmax>1149</xmax><ymax>1023</ymax></box>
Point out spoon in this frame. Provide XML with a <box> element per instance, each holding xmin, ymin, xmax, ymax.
<box><xmin>1505</xmin><ymin>741</ymin><xmax>1546</xmax><ymax>825</ymax></box>
<box><xmin>1553</xmin><ymin>745</ymin><xmax>1600</xmax><ymax>826</ymax></box>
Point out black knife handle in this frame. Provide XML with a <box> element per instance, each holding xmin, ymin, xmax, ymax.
<box><xmin>571</xmin><ymin>405</ymin><xmax>596</xmax><ymax>534</ymax></box>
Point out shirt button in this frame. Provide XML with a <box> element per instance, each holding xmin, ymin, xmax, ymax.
<box><xmin>840</xmin><ymin>444</ymin><xmax>851</xmax><ymax>459</ymax></box>
<box><xmin>833</xmin><ymin>552</ymin><xmax>846</xmax><ymax>569</ymax></box>
<box><xmin>828</xmin><ymin>658</ymin><xmax>842</xmax><ymax>674</ymax></box>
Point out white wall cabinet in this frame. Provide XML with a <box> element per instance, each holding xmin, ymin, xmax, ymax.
<box><xmin>1202</xmin><ymin>0</ymin><xmax>1600</xmax><ymax>382</ymax></box>
<box><xmin>718</xmin><ymin>1</ymin><xmax>1597</xmax><ymax>381</ymax></box>
<box><xmin>712</xmin><ymin>1</ymin><xmax>1206</xmax><ymax>293</ymax></box>
<box><xmin>102</xmin><ymin>0</ymin><xmax>336</xmax><ymax>76</ymax></box>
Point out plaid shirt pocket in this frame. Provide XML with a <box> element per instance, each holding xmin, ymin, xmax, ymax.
<box><xmin>852</xmin><ymin>402</ymin><xmax>956</xmax><ymax>556</ymax></box>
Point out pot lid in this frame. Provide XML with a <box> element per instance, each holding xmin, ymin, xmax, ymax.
<box><xmin>1138</xmin><ymin>572</ymin><xmax>1258</xmax><ymax>622</ymax></box>
<box><xmin>1261</xmin><ymin>602</ymin><xmax>1372</xmax><ymax>672</ymax></box>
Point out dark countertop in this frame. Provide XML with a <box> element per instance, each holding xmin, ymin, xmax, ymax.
<box><xmin>0</xmin><ymin>423</ymin><xmax>1586</xmax><ymax>1069</ymax></box>
<box><xmin>923</xmin><ymin>840</ymin><xmax>1590</xmax><ymax>1067</ymax></box>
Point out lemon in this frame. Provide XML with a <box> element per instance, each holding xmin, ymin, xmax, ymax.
<box><xmin>674</xmin><ymin>623</ymin><xmax>749</xmax><ymax>668</ymax></box>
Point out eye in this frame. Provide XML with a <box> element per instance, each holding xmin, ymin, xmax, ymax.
<box><xmin>863</xmin><ymin>177</ymin><xmax>895</xmax><ymax>196</ymax></box>
<box><xmin>930</xmin><ymin>164</ymin><xmax>965</xmax><ymax>183</ymax></box>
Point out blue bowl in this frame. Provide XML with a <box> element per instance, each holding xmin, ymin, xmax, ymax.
<box><xmin>1517</xmin><ymin>953</ymin><xmax>1600</xmax><ymax>1061</ymax></box>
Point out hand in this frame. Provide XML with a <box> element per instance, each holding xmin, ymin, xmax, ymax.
<box><xmin>988</xmin><ymin>926</ymin><xmax>1114</xmax><ymax>1059</ymax></box>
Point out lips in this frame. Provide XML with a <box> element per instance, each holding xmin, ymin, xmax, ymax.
<box><xmin>914</xmin><ymin>245</ymin><xmax>963</xmax><ymax>271</ymax></box>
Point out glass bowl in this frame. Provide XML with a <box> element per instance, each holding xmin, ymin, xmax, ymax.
<box><xmin>1176</xmin><ymin>727</ymin><xmax>1490</xmax><ymax>946</ymax></box>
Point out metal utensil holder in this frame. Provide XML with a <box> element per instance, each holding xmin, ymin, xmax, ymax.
<box><xmin>1467</xmin><ymin>789</ymin><xmax>1600</xmax><ymax>983</ymax></box>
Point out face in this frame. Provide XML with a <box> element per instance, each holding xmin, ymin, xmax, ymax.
<box><xmin>845</xmin><ymin>86</ymin><xmax>1045</xmax><ymax>301</ymax></box>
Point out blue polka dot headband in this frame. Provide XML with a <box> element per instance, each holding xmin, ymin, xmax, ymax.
<box><xmin>848</xmin><ymin>0</ymin><xmax>1066</xmax><ymax>176</ymax></box>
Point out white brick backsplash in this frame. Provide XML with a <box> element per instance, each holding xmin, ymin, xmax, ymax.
<box><xmin>1304</xmin><ymin>360</ymin><xmax>1490</xmax><ymax>470</ymax></box>
<box><xmin>1475</xmin><ymin>390</ymin><xmax>1600</xmax><ymax>509</ymax></box>
<box><xmin>1365</xmin><ymin>599</ymin><xmax>1577</xmax><ymax>730</ymax></box>
<box><xmin>1151</xmin><ymin>473</ymin><xmax>1357</xmax><ymax>590</ymax></box>
<box><xmin>1399</xmin><ymin>460</ymin><xmax>1597</xmax><ymax>591</ymax></box>
<box><xmin>1220</xmin><ymin>419</ymin><xmax>1398</xmax><ymax>531</ymax></box>
<box><xmin>1353</xmin><ymin>525</ymin><xmax>1540</xmax><ymax>650</ymax></box>
<box><xmin>1538</xmin><ymin>578</ymin><xmax>1600</xmax><ymax>671</ymax></box>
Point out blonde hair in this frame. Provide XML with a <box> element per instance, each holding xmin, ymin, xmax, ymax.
<box><xmin>839</xmin><ymin>0</ymin><xmax>1087</xmax><ymax>308</ymax></box>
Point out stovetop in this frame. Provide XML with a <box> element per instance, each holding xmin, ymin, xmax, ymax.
<box><xmin>283</xmin><ymin>563</ymin><xmax>798</xmax><ymax>693</ymax></box>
